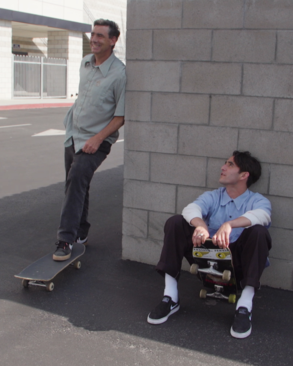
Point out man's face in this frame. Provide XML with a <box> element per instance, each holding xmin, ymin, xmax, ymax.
<box><xmin>90</xmin><ymin>25</ymin><xmax>117</xmax><ymax>57</ymax></box>
<box><xmin>219</xmin><ymin>156</ymin><xmax>244</xmax><ymax>186</ymax></box>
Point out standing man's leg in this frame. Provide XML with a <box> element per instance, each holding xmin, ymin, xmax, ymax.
<box><xmin>229</xmin><ymin>225</ymin><xmax>272</xmax><ymax>338</ymax></box>
<box><xmin>147</xmin><ymin>215</ymin><xmax>195</xmax><ymax>324</ymax></box>
<box><xmin>53</xmin><ymin>141</ymin><xmax>111</xmax><ymax>261</ymax></box>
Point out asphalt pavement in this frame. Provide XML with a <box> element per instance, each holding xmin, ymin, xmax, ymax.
<box><xmin>0</xmin><ymin>104</ymin><xmax>293</xmax><ymax>366</ymax></box>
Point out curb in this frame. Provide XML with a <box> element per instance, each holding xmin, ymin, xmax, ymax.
<box><xmin>0</xmin><ymin>103</ymin><xmax>74</xmax><ymax>111</ymax></box>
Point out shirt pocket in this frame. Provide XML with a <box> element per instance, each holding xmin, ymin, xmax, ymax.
<box><xmin>89</xmin><ymin>80</ymin><xmax>107</xmax><ymax>108</ymax></box>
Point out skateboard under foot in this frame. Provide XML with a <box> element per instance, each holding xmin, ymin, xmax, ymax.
<box><xmin>15</xmin><ymin>243</ymin><xmax>85</xmax><ymax>291</ymax></box>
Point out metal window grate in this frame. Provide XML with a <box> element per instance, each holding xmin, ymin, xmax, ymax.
<box><xmin>13</xmin><ymin>55</ymin><xmax>67</xmax><ymax>98</ymax></box>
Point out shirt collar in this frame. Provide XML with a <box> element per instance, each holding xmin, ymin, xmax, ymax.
<box><xmin>221</xmin><ymin>188</ymin><xmax>250</xmax><ymax>210</ymax></box>
<box><xmin>90</xmin><ymin>52</ymin><xmax>115</xmax><ymax>77</ymax></box>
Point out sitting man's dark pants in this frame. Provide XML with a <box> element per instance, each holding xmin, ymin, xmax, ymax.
<box><xmin>156</xmin><ymin>215</ymin><xmax>272</xmax><ymax>289</ymax></box>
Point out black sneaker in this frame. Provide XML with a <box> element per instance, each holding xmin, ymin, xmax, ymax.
<box><xmin>147</xmin><ymin>296</ymin><xmax>180</xmax><ymax>325</ymax></box>
<box><xmin>76</xmin><ymin>236</ymin><xmax>88</xmax><ymax>245</ymax></box>
<box><xmin>53</xmin><ymin>241</ymin><xmax>73</xmax><ymax>261</ymax></box>
<box><xmin>230</xmin><ymin>307</ymin><xmax>252</xmax><ymax>339</ymax></box>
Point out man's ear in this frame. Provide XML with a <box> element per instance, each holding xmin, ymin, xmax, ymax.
<box><xmin>109</xmin><ymin>36</ymin><xmax>118</xmax><ymax>47</ymax></box>
<box><xmin>240</xmin><ymin>171</ymin><xmax>249</xmax><ymax>181</ymax></box>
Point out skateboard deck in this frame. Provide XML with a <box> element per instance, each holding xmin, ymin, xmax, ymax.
<box><xmin>15</xmin><ymin>243</ymin><xmax>85</xmax><ymax>291</ymax></box>
<box><xmin>190</xmin><ymin>239</ymin><xmax>238</xmax><ymax>303</ymax></box>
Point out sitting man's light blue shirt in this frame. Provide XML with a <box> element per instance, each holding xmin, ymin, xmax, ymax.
<box><xmin>188</xmin><ymin>187</ymin><xmax>271</xmax><ymax>243</ymax></box>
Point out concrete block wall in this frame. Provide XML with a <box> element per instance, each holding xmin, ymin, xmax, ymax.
<box><xmin>0</xmin><ymin>20</ymin><xmax>12</xmax><ymax>99</ymax></box>
<box><xmin>123</xmin><ymin>0</ymin><xmax>293</xmax><ymax>290</ymax></box>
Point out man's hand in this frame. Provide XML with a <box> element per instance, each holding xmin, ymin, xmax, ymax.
<box><xmin>82</xmin><ymin>135</ymin><xmax>102</xmax><ymax>154</ymax></box>
<box><xmin>192</xmin><ymin>226</ymin><xmax>210</xmax><ymax>247</ymax></box>
<box><xmin>212</xmin><ymin>222</ymin><xmax>232</xmax><ymax>248</ymax></box>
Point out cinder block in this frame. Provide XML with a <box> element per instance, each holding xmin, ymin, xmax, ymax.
<box><xmin>124</xmin><ymin>179</ymin><xmax>176</xmax><ymax>213</ymax></box>
<box><xmin>153</xmin><ymin>30</ymin><xmax>211</xmax><ymax>61</ymax></box>
<box><xmin>269</xmin><ymin>228</ymin><xmax>293</xmax><ymax>261</ymax></box>
<box><xmin>178</xmin><ymin>125</ymin><xmax>238</xmax><ymax>158</ymax></box>
<box><xmin>182</xmin><ymin>62</ymin><xmax>241</xmax><ymax>95</ymax></box>
<box><xmin>124</xmin><ymin>150</ymin><xmax>150</xmax><ymax>181</ymax></box>
<box><xmin>269</xmin><ymin>196</ymin><xmax>293</xmax><ymax>230</ymax></box>
<box><xmin>270</xmin><ymin>165</ymin><xmax>293</xmax><ymax>198</ymax></box>
<box><xmin>126</xmin><ymin>30</ymin><xmax>152</xmax><ymax>60</ymax></box>
<box><xmin>210</xmin><ymin>96</ymin><xmax>273</xmax><ymax>130</ymax></box>
<box><xmin>239</xmin><ymin>129</ymin><xmax>293</xmax><ymax>165</ymax></box>
<box><xmin>243</xmin><ymin>64</ymin><xmax>293</xmax><ymax>98</ymax></box>
<box><xmin>150</xmin><ymin>153</ymin><xmax>206</xmax><ymax>186</ymax></box>
<box><xmin>125</xmin><ymin>92</ymin><xmax>151</xmax><ymax>122</ymax></box>
<box><xmin>149</xmin><ymin>211</ymin><xmax>172</xmax><ymax>240</ymax></box>
<box><xmin>127</xmin><ymin>0</ymin><xmax>182</xmax><ymax>29</ymax></box>
<box><xmin>274</xmin><ymin>99</ymin><xmax>293</xmax><ymax>132</ymax></box>
<box><xmin>122</xmin><ymin>208</ymin><xmax>148</xmax><ymax>238</ymax></box>
<box><xmin>213</xmin><ymin>30</ymin><xmax>275</xmax><ymax>63</ymax></box>
<box><xmin>182</xmin><ymin>0</ymin><xmax>243</xmax><ymax>29</ymax></box>
<box><xmin>126</xmin><ymin>61</ymin><xmax>180</xmax><ymax>92</ymax></box>
<box><xmin>152</xmin><ymin>93</ymin><xmax>209</xmax><ymax>124</ymax></box>
<box><xmin>245</xmin><ymin>0</ymin><xmax>293</xmax><ymax>29</ymax></box>
<box><xmin>125</xmin><ymin>121</ymin><xmax>178</xmax><ymax>154</ymax></box>
<box><xmin>177</xmin><ymin>186</ymin><xmax>207</xmax><ymax>214</ymax></box>
<box><xmin>277</xmin><ymin>31</ymin><xmax>293</xmax><ymax>63</ymax></box>
<box><xmin>122</xmin><ymin>235</ymin><xmax>163</xmax><ymax>265</ymax></box>
<box><xmin>261</xmin><ymin>258</ymin><xmax>293</xmax><ymax>290</ymax></box>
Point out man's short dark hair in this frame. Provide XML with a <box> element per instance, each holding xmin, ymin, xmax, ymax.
<box><xmin>93</xmin><ymin>19</ymin><xmax>120</xmax><ymax>39</ymax></box>
<box><xmin>233</xmin><ymin>151</ymin><xmax>261</xmax><ymax>188</ymax></box>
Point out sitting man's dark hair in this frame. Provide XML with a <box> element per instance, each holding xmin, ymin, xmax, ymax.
<box><xmin>94</xmin><ymin>19</ymin><xmax>120</xmax><ymax>39</ymax></box>
<box><xmin>233</xmin><ymin>150</ymin><xmax>261</xmax><ymax>188</ymax></box>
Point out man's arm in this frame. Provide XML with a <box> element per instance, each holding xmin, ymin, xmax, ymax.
<box><xmin>212</xmin><ymin>216</ymin><xmax>252</xmax><ymax>248</ymax></box>
<box><xmin>212</xmin><ymin>207</ymin><xmax>271</xmax><ymax>248</ymax></box>
<box><xmin>190</xmin><ymin>217</ymin><xmax>210</xmax><ymax>247</ymax></box>
<box><xmin>82</xmin><ymin>116</ymin><xmax>124</xmax><ymax>154</ymax></box>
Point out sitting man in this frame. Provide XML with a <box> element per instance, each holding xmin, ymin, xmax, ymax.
<box><xmin>147</xmin><ymin>151</ymin><xmax>272</xmax><ymax>339</ymax></box>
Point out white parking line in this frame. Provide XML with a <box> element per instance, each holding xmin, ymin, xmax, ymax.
<box><xmin>0</xmin><ymin>124</ymin><xmax>31</xmax><ymax>129</ymax></box>
<box><xmin>0</xmin><ymin>117</ymin><xmax>7</xmax><ymax>119</ymax></box>
<box><xmin>32</xmin><ymin>129</ymin><xmax>65</xmax><ymax>136</ymax></box>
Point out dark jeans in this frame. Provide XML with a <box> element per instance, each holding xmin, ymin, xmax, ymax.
<box><xmin>57</xmin><ymin>141</ymin><xmax>111</xmax><ymax>243</ymax></box>
<box><xmin>156</xmin><ymin>215</ymin><xmax>272</xmax><ymax>289</ymax></box>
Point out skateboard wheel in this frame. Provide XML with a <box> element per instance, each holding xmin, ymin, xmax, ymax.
<box><xmin>199</xmin><ymin>289</ymin><xmax>207</xmax><ymax>299</ymax></box>
<box><xmin>190</xmin><ymin>263</ymin><xmax>199</xmax><ymax>275</ymax></box>
<box><xmin>22</xmin><ymin>279</ymin><xmax>29</xmax><ymax>288</ymax></box>
<box><xmin>46</xmin><ymin>282</ymin><xmax>54</xmax><ymax>292</ymax></box>
<box><xmin>228</xmin><ymin>294</ymin><xmax>237</xmax><ymax>304</ymax></box>
<box><xmin>74</xmin><ymin>261</ymin><xmax>81</xmax><ymax>269</ymax></box>
<box><xmin>222</xmin><ymin>270</ymin><xmax>231</xmax><ymax>281</ymax></box>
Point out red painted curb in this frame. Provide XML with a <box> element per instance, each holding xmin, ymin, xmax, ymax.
<box><xmin>0</xmin><ymin>103</ymin><xmax>74</xmax><ymax>111</ymax></box>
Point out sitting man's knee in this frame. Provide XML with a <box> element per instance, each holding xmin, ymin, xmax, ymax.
<box><xmin>164</xmin><ymin>215</ymin><xmax>184</xmax><ymax>231</ymax></box>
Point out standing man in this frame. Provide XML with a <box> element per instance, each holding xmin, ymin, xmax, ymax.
<box><xmin>147</xmin><ymin>151</ymin><xmax>272</xmax><ymax>339</ymax></box>
<box><xmin>53</xmin><ymin>19</ymin><xmax>126</xmax><ymax>261</ymax></box>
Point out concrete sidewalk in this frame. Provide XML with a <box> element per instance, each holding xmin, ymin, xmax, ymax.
<box><xmin>0</xmin><ymin>98</ymin><xmax>76</xmax><ymax>110</ymax></box>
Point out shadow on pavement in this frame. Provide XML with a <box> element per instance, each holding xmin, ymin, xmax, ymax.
<box><xmin>1</xmin><ymin>165</ymin><xmax>293</xmax><ymax>365</ymax></box>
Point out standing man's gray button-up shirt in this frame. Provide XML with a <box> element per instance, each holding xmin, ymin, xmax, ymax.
<box><xmin>63</xmin><ymin>52</ymin><xmax>126</xmax><ymax>152</ymax></box>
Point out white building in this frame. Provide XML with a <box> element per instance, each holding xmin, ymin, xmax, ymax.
<box><xmin>0</xmin><ymin>0</ymin><xmax>126</xmax><ymax>99</ymax></box>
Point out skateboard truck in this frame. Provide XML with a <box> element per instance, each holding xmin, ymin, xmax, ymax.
<box><xmin>198</xmin><ymin>260</ymin><xmax>223</xmax><ymax>276</ymax></box>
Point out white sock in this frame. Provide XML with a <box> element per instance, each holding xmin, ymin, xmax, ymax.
<box><xmin>236</xmin><ymin>286</ymin><xmax>255</xmax><ymax>312</ymax></box>
<box><xmin>163</xmin><ymin>273</ymin><xmax>178</xmax><ymax>303</ymax></box>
